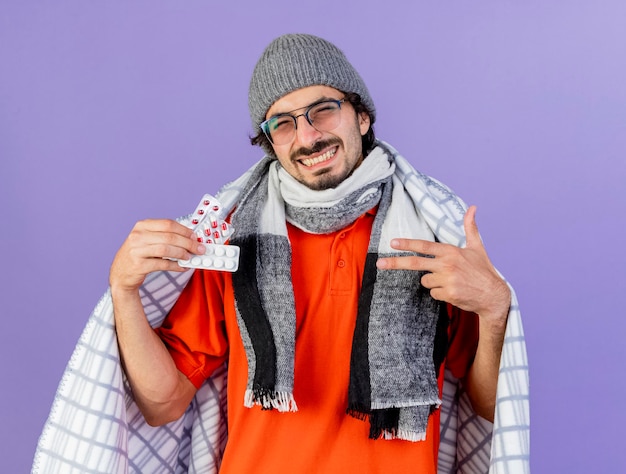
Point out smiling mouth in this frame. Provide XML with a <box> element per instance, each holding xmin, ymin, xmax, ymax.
<box><xmin>300</xmin><ymin>147</ymin><xmax>337</xmax><ymax>167</ymax></box>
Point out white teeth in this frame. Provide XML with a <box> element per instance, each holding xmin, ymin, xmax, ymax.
<box><xmin>301</xmin><ymin>148</ymin><xmax>336</xmax><ymax>167</ymax></box>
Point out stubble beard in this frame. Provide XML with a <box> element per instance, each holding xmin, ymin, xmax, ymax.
<box><xmin>292</xmin><ymin>138</ymin><xmax>363</xmax><ymax>191</ymax></box>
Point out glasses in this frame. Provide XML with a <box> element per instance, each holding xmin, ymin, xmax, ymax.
<box><xmin>260</xmin><ymin>98</ymin><xmax>345</xmax><ymax>146</ymax></box>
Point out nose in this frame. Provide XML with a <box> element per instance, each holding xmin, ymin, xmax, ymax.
<box><xmin>294</xmin><ymin>113</ymin><xmax>322</xmax><ymax>145</ymax></box>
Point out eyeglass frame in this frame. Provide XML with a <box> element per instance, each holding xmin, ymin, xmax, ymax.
<box><xmin>259</xmin><ymin>98</ymin><xmax>346</xmax><ymax>145</ymax></box>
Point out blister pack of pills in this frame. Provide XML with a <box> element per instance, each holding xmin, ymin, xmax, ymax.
<box><xmin>177</xmin><ymin>194</ymin><xmax>240</xmax><ymax>272</ymax></box>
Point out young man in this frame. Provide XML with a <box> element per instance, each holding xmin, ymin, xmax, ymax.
<box><xmin>109</xmin><ymin>34</ymin><xmax>514</xmax><ymax>473</ymax></box>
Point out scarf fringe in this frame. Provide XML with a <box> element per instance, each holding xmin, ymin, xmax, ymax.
<box><xmin>244</xmin><ymin>388</ymin><xmax>298</xmax><ymax>412</ymax></box>
<box><xmin>370</xmin><ymin>398</ymin><xmax>442</xmax><ymax>410</ymax></box>
<box><xmin>346</xmin><ymin>407</ymin><xmax>370</xmax><ymax>421</ymax></box>
<box><xmin>382</xmin><ymin>428</ymin><xmax>427</xmax><ymax>442</ymax></box>
<box><xmin>348</xmin><ymin>401</ymin><xmax>438</xmax><ymax>442</ymax></box>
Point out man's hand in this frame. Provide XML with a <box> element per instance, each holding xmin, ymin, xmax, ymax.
<box><xmin>375</xmin><ymin>205</ymin><xmax>510</xmax><ymax>321</ymax></box>
<box><xmin>376</xmin><ymin>205</ymin><xmax>510</xmax><ymax>421</ymax></box>
<box><xmin>109</xmin><ymin>219</ymin><xmax>205</xmax><ymax>293</ymax></box>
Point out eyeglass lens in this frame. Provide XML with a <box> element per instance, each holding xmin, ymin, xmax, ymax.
<box><xmin>263</xmin><ymin>100</ymin><xmax>343</xmax><ymax>145</ymax></box>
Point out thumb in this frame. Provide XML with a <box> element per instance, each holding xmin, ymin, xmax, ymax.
<box><xmin>463</xmin><ymin>205</ymin><xmax>482</xmax><ymax>248</ymax></box>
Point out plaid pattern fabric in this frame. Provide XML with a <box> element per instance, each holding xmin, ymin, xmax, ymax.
<box><xmin>32</xmin><ymin>269</ymin><xmax>228</xmax><ymax>474</ymax></box>
<box><xmin>385</xmin><ymin>141</ymin><xmax>531</xmax><ymax>473</ymax></box>
<box><xmin>32</xmin><ymin>142</ymin><xmax>529</xmax><ymax>473</ymax></box>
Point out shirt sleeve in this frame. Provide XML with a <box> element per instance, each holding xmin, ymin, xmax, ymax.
<box><xmin>446</xmin><ymin>304</ymin><xmax>479</xmax><ymax>379</ymax></box>
<box><xmin>154</xmin><ymin>269</ymin><xmax>230</xmax><ymax>389</ymax></box>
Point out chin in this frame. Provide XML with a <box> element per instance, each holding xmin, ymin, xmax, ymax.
<box><xmin>303</xmin><ymin>171</ymin><xmax>346</xmax><ymax>191</ymax></box>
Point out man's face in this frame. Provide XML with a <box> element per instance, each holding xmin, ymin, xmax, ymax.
<box><xmin>265</xmin><ymin>85</ymin><xmax>371</xmax><ymax>191</ymax></box>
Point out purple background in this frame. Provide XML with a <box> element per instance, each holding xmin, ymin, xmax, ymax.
<box><xmin>2</xmin><ymin>1</ymin><xmax>625</xmax><ymax>472</ymax></box>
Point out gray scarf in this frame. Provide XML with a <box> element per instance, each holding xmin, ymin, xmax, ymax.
<box><xmin>230</xmin><ymin>145</ymin><xmax>448</xmax><ymax>441</ymax></box>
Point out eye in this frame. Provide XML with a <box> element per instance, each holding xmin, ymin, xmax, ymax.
<box><xmin>310</xmin><ymin>101</ymin><xmax>340</xmax><ymax>120</ymax></box>
<box><xmin>269</xmin><ymin>115</ymin><xmax>294</xmax><ymax>131</ymax></box>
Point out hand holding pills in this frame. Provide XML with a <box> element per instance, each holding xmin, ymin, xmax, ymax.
<box><xmin>175</xmin><ymin>194</ymin><xmax>240</xmax><ymax>272</ymax></box>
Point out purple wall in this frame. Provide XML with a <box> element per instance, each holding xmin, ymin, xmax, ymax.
<box><xmin>2</xmin><ymin>1</ymin><xmax>625</xmax><ymax>471</ymax></box>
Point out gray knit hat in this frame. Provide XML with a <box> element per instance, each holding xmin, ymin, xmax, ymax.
<box><xmin>248</xmin><ymin>33</ymin><xmax>376</xmax><ymax>135</ymax></box>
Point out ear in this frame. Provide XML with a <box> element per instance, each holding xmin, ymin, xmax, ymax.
<box><xmin>358</xmin><ymin>112</ymin><xmax>371</xmax><ymax>136</ymax></box>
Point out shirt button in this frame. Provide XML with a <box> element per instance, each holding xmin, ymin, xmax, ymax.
<box><xmin>339</xmin><ymin>232</ymin><xmax>346</xmax><ymax>239</ymax></box>
<box><xmin>337</xmin><ymin>259</ymin><xmax>346</xmax><ymax>268</ymax></box>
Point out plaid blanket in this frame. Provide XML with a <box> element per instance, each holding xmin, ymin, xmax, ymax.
<box><xmin>32</xmin><ymin>142</ymin><xmax>529</xmax><ymax>473</ymax></box>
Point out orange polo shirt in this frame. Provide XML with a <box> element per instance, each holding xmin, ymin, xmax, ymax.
<box><xmin>156</xmin><ymin>210</ymin><xmax>478</xmax><ymax>473</ymax></box>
